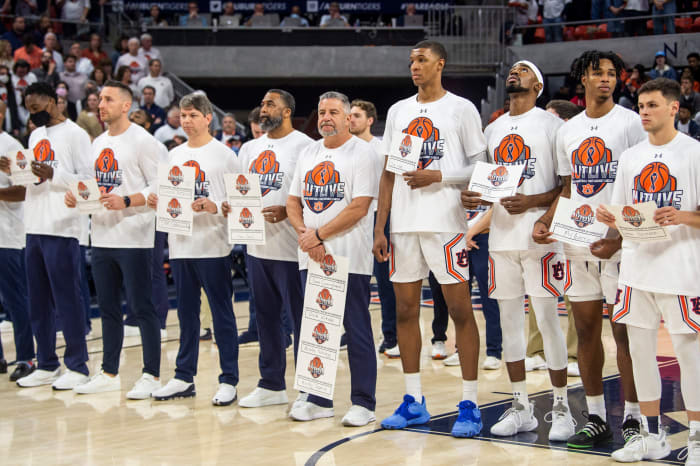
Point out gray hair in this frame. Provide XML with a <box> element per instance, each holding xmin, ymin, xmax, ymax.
<box><xmin>223</xmin><ymin>112</ymin><xmax>236</xmax><ymax>120</ymax></box>
<box><xmin>128</xmin><ymin>37</ymin><xmax>140</xmax><ymax>45</ymax></box>
<box><xmin>179</xmin><ymin>92</ymin><xmax>213</xmax><ymax>116</ymax></box>
<box><xmin>44</xmin><ymin>32</ymin><xmax>56</xmax><ymax>41</ymax></box>
<box><xmin>319</xmin><ymin>91</ymin><xmax>350</xmax><ymax>114</ymax></box>
<box><xmin>140</xmin><ymin>33</ymin><xmax>152</xmax><ymax>41</ymax></box>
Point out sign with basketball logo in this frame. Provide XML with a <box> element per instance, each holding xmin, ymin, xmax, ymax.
<box><xmin>386</xmin><ymin>131</ymin><xmax>423</xmax><ymax>175</ymax></box>
<box><xmin>156</xmin><ymin>163</ymin><xmax>195</xmax><ymax>235</ymax></box>
<box><xmin>7</xmin><ymin>149</ymin><xmax>38</xmax><ymax>185</ymax></box>
<box><xmin>70</xmin><ymin>178</ymin><xmax>104</xmax><ymax>214</ymax></box>
<box><xmin>224</xmin><ymin>173</ymin><xmax>265</xmax><ymax>245</ymax></box>
<box><xmin>294</xmin><ymin>253</ymin><xmax>349</xmax><ymax>401</ymax></box>
<box><xmin>467</xmin><ymin>161</ymin><xmax>525</xmax><ymax>202</ymax></box>
<box><xmin>604</xmin><ymin>201</ymin><xmax>669</xmax><ymax>242</ymax></box>
<box><xmin>550</xmin><ymin>197</ymin><xmax>608</xmax><ymax>247</ymax></box>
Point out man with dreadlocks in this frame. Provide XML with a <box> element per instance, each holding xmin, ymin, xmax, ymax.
<box><xmin>532</xmin><ymin>50</ymin><xmax>645</xmax><ymax>449</ymax></box>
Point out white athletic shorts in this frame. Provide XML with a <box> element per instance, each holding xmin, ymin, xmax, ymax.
<box><xmin>612</xmin><ymin>286</ymin><xmax>700</xmax><ymax>334</ymax></box>
<box><xmin>390</xmin><ymin>232</ymin><xmax>469</xmax><ymax>285</ymax></box>
<box><xmin>566</xmin><ymin>260</ymin><xmax>619</xmax><ymax>304</ymax></box>
<box><xmin>488</xmin><ymin>250</ymin><xmax>570</xmax><ymax>300</ymax></box>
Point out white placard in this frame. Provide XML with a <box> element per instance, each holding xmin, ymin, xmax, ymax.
<box><xmin>605</xmin><ymin>202</ymin><xmax>669</xmax><ymax>242</ymax></box>
<box><xmin>550</xmin><ymin>197</ymin><xmax>608</xmax><ymax>247</ymax></box>
<box><xmin>7</xmin><ymin>149</ymin><xmax>38</xmax><ymax>185</ymax></box>
<box><xmin>467</xmin><ymin>161</ymin><xmax>526</xmax><ymax>202</ymax></box>
<box><xmin>156</xmin><ymin>163</ymin><xmax>195</xmax><ymax>236</ymax></box>
<box><xmin>386</xmin><ymin>131</ymin><xmax>422</xmax><ymax>175</ymax></box>
<box><xmin>70</xmin><ymin>178</ymin><xmax>104</xmax><ymax>214</ymax></box>
<box><xmin>294</xmin><ymin>254</ymin><xmax>349</xmax><ymax>401</ymax></box>
<box><xmin>224</xmin><ymin>173</ymin><xmax>265</xmax><ymax>245</ymax></box>
<box><xmin>224</xmin><ymin>173</ymin><xmax>263</xmax><ymax>207</ymax></box>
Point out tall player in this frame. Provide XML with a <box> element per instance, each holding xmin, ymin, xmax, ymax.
<box><xmin>462</xmin><ymin>60</ymin><xmax>574</xmax><ymax>440</ymax></box>
<box><xmin>596</xmin><ymin>78</ymin><xmax>700</xmax><ymax>465</ymax></box>
<box><xmin>64</xmin><ymin>81</ymin><xmax>163</xmax><ymax>399</ymax></box>
<box><xmin>232</xmin><ymin>89</ymin><xmax>312</xmax><ymax>408</ymax></box>
<box><xmin>532</xmin><ymin>50</ymin><xmax>644</xmax><ymax>448</ymax></box>
<box><xmin>149</xmin><ymin>93</ymin><xmax>240</xmax><ymax>406</ymax></box>
<box><xmin>0</xmin><ymin>82</ymin><xmax>93</xmax><ymax>390</ymax></box>
<box><xmin>374</xmin><ymin>41</ymin><xmax>487</xmax><ymax>438</ymax></box>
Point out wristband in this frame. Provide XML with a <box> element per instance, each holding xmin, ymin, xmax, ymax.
<box><xmin>123</xmin><ymin>195</ymin><xmax>131</xmax><ymax>208</ymax></box>
<box><xmin>315</xmin><ymin>229</ymin><xmax>324</xmax><ymax>243</ymax></box>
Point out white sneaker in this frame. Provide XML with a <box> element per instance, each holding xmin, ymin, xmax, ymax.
<box><xmin>679</xmin><ymin>431</ymin><xmax>700</xmax><ymax>466</ymax></box>
<box><xmin>127</xmin><ymin>373</ymin><xmax>162</xmax><ymax>400</ymax></box>
<box><xmin>160</xmin><ymin>329</ymin><xmax>168</xmax><ymax>341</ymax></box>
<box><xmin>291</xmin><ymin>392</ymin><xmax>308</xmax><ymax>413</ymax></box>
<box><xmin>17</xmin><ymin>367</ymin><xmax>61</xmax><ymax>387</ymax></box>
<box><xmin>546</xmin><ymin>401</ymin><xmax>576</xmax><ymax>441</ymax></box>
<box><xmin>567</xmin><ymin>361</ymin><xmax>580</xmax><ymax>377</ymax></box>
<box><xmin>152</xmin><ymin>378</ymin><xmax>195</xmax><ymax>401</ymax></box>
<box><xmin>212</xmin><ymin>383</ymin><xmax>237</xmax><ymax>406</ymax></box>
<box><xmin>0</xmin><ymin>320</ymin><xmax>12</xmax><ymax>332</ymax></box>
<box><xmin>444</xmin><ymin>352</ymin><xmax>460</xmax><ymax>366</ymax></box>
<box><xmin>612</xmin><ymin>428</ymin><xmax>671</xmax><ymax>462</ymax></box>
<box><xmin>482</xmin><ymin>356</ymin><xmax>502</xmax><ymax>370</ymax></box>
<box><xmin>52</xmin><ymin>370</ymin><xmax>90</xmax><ymax>390</ymax></box>
<box><xmin>384</xmin><ymin>344</ymin><xmax>400</xmax><ymax>358</ymax></box>
<box><xmin>525</xmin><ymin>354</ymin><xmax>547</xmax><ymax>372</ymax></box>
<box><xmin>431</xmin><ymin>341</ymin><xmax>448</xmax><ymax>360</ymax></box>
<box><xmin>490</xmin><ymin>400</ymin><xmax>538</xmax><ymax>436</ymax></box>
<box><xmin>74</xmin><ymin>371</ymin><xmax>121</xmax><ymax>394</ymax></box>
<box><xmin>289</xmin><ymin>400</ymin><xmax>334</xmax><ymax>421</ymax></box>
<box><xmin>124</xmin><ymin>325</ymin><xmax>140</xmax><ymax>337</ymax></box>
<box><xmin>239</xmin><ymin>387</ymin><xmax>288</xmax><ymax>408</ymax></box>
<box><xmin>342</xmin><ymin>405</ymin><xmax>376</xmax><ymax>427</ymax></box>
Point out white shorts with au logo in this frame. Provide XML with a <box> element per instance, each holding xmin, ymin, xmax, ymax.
<box><xmin>488</xmin><ymin>250</ymin><xmax>570</xmax><ymax>300</ymax></box>
<box><xmin>567</xmin><ymin>260</ymin><xmax>619</xmax><ymax>304</ymax></box>
<box><xmin>390</xmin><ymin>232</ymin><xmax>469</xmax><ymax>285</ymax></box>
<box><xmin>612</xmin><ymin>286</ymin><xmax>700</xmax><ymax>334</ymax></box>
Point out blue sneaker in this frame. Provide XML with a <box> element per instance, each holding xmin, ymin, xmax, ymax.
<box><xmin>451</xmin><ymin>400</ymin><xmax>483</xmax><ymax>438</ymax></box>
<box><xmin>381</xmin><ymin>394</ymin><xmax>431</xmax><ymax>429</ymax></box>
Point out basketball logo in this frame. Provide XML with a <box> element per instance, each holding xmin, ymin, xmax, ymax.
<box><xmin>184</xmin><ymin>160</ymin><xmax>209</xmax><ymax>198</ymax></box>
<box><xmin>487</xmin><ymin>165</ymin><xmax>509</xmax><ymax>186</ymax></box>
<box><xmin>312</xmin><ymin>323</ymin><xmax>329</xmax><ymax>345</ymax></box>
<box><xmin>239</xmin><ymin>207</ymin><xmax>254</xmax><ymax>228</ymax></box>
<box><xmin>303</xmin><ymin>161</ymin><xmax>345</xmax><ymax>213</ymax></box>
<box><xmin>236</xmin><ymin>174</ymin><xmax>250</xmax><ymax>195</ymax></box>
<box><xmin>250</xmin><ymin>150</ymin><xmax>283</xmax><ymax>196</ymax></box>
<box><xmin>571</xmin><ymin>137</ymin><xmax>616</xmax><ymax>198</ymax></box>
<box><xmin>320</xmin><ymin>254</ymin><xmax>337</xmax><ymax>276</ymax></box>
<box><xmin>621</xmin><ymin>205</ymin><xmax>644</xmax><ymax>227</ymax></box>
<box><xmin>494</xmin><ymin>134</ymin><xmax>535</xmax><ymax>186</ymax></box>
<box><xmin>77</xmin><ymin>181</ymin><xmax>90</xmax><ymax>200</ymax></box>
<box><xmin>33</xmin><ymin>139</ymin><xmax>56</xmax><ymax>185</ymax></box>
<box><xmin>403</xmin><ymin>116</ymin><xmax>444</xmax><ymax>169</ymax></box>
<box><xmin>15</xmin><ymin>151</ymin><xmax>27</xmax><ymax>170</ymax></box>
<box><xmin>398</xmin><ymin>134</ymin><xmax>412</xmax><ymax>158</ymax></box>
<box><xmin>95</xmin><ymin>148</ymin><xmax>122</xmax><ymax>193</ymax></box>
<box><xmin>308</xmin><ymin>357</ymin><xmax>324</xmax><ymax>378</ymax></box>
<box><xmin>571</xmin><ymin>204</ymin><xmax>595</xmax><ymax>228</ymax></box>
<box><xmin>632</xmin><ymin>161</ymin><xmax>682</xmax><ymax>208</ymax></box>
<box><xmin>316</xmin><ymin>289</ymin><xmax>333</xmax><ymax>310</ymax></box>
<box><xmin>168</xmin><ymin>166</ymin><xmax>183</xmax><ymax>186</ymax></box>
<box><xmin>167</xmin><ymin>198</ymin><xmax>182</xmax><ymax>218</ymax></box>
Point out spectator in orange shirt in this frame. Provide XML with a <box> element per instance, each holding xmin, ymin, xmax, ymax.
<box><xmin>13</xmin><ymin>34</ymin><xmax>42</xmax><ymax>70</ymax></box>
<box><xmin>488</xmin><ymin>97</ymin><xmax>510</xmax><ymax>124</ymax></box>
<box><xmin>81</xmin><ymin>33</ymin><xmax>108</xmax><ymax>68</ymax></box>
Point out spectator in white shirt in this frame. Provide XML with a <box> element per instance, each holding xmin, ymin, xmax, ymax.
<box><xmin>539</xmin><ymin>0</ymin><xmax>568</xmax><ymax>42</ymax></box>
<box><xmin>137</xmin><ymin>59</ymin><xmax>173</xmax><ymax>109</ymax></box>
<box><xmin>115</xmin><ymin>37</ymin><xmax>147</xmax><ymax>84</ymax></box>
<box><xmin>320</xmin><ymin>2</ymin><xmax>350</xmax><ymax>27</ymax></box>
<box><xmin>138</xmin><ymin>33</ymin><xmax>161</xmax><ymax>63</ymax></box>
<box><xmin>43</xmin><ymin>32</ymin><xmax>63</xmax><ymax>73</ymax></box>
<box><xmin>154</xmin><ymin>106</ymin><xmax>186</xmax><ymax>143</ymax></box>
<box><xmin>69</xmin><ymin>42</ymin><xmax>94</xmax><ymax>76</ymax></box>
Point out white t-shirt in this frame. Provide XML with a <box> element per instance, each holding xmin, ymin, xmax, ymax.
<box><xmin>137</xmin><ymin>75</ymin><xmax>174</xmax><ymax>109</ymax></box>
<box><xmin>116</xmin><ymin>53</ymin><xmax>148</xmax><ymax>84</ymax></box>
<box><xmin>91</xmin><ymin>124</ymin><xmax>161</xmax><ymax>248</ymax></box>
<box><xmin>289</xmin><ymin>136</ymin><xmax>377</xmax><ymax>275</ymax></box>
<box><xmin>238</xmin><ymin>130</ymin><xmax>314</xmax><ymax>262</ymax></box>
<box><xmin>612</xmin><ymin>132</ymin><xmax>700</xmax><ymax>296</ymax></box>
<box><xmin>486</xmin><ymin>107</ymin><xmax>563</xmax><ymax>252</ymax></box>
<box><xmin>381</xmin><ymin>92</ymin><xmax>486</xmax><ymax>234</ymax></box>
<box><xmin>625</xmin><ymin>0</ymin><xmax>649</xmax><ymax>11</ymax></box>
<box><xmin>167</xmin><ymin>138</ymin><xmax>239</xmax><ymax>259</ymax></box>
<box><xmin>61</xmin><ymin>0</ymin><xmax>89</xmax><ymax>21</ymax></box>
<box><xmin>539</xmin><ymin>0</ymin><xmax>568</xmax><ymax>18</ymax></box>
<box><xmin>154</xmin><ymin>124</ymin><xmax>187</xmax><ymax>143</ymax></box>
<box><xmin>0</xmin><ymin>132</ymin><xmax>26</xmax><ymax>249</ymax></box>
<box><xmin>46</xmin><ymin>49</ymin><xmax>64</xmax><ymax>72</ymax></box>
<box><xmin>26</xmin><ymin>120</ymin><xmax>93</xmax><ymax>239</ymax></box>
<box><xmin>12</xmin><ymin>72</ymin><xmax>37</xmax><ymax>102</ymax></box>
<box><xmin>369</xmin><ymin>136</ymin><xmax>383</xmax><ymax>212</ymax></box>
<box><xmin>557</xmin><ymin>104</ymin><xmax>646</xmax><ymax>260</ymax></box>
<box><xmin>138</xmin><ymin>46</ymin><xmax>162</xmax><ymax>63</ymax></box>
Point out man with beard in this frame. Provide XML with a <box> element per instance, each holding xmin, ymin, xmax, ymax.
<box><xmin>226</xmin><ymin>89</ymin><xmax>312</xmax><ymax>408</ymax></box>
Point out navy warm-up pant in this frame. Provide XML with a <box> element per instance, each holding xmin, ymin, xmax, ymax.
<box><xmin>302</xmin><ymin>270</ymin><xmax>377</xmax><ymax>411</ymax></box>
<box><xmin>171</xmin><ymin>256</ymin><xmax>239</xmax><ymax>386</ymax></box>
<box><xmin>0</xmin><ymin>248</ymin><xmax>35</xmax><ymax>362</ymax></box>
<box><xmin>124</xmin><ymin>231</ymin><xmax>170</xmax><ymax>328</ymax></box>
<box><xmin>248</xmin><ymin>256</ymin><xmax>303</xmax><ymax>391</ymax></box>
<box><xmin>25</xmin><ymin>234</ymin><xmax>88</xmax><ymax>374</ymax></box>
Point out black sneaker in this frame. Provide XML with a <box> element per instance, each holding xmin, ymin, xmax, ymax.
<box><xmin>0</xmin><ymin>359</ymin><xmax>6</xmax><ymax>374</ymax></box>
<box><xmin>238</xmin><ymin>330</ymin><xmax>258</xmax><ymax>345</ymax></box>
<box><xmin>10</xmin><ymin>361</ymin><xmax>35</xmax><ymax>381</ymax></box>
<box><xmin>621</xmin><ymin>415</ymin><xmax>641</xmax><ymax>444</ymax></box>
<box><xmin>567</xmin><ymin>413</ymin><xmax>613</xmax><ymax>449</ymax></box>
<box><xmin>340</xmin><ymin>334</ymin><xmax>348</xmax><ymax>351</ymax></box>
<box><xmin>199</xmin><ymin>328</ymin><xmax>212</xmax><ymax>341</ymax></box>
<box><xmin>378</xmin><ymin>340</ymin><xmax>396</xmax><ymax>354</ymax></box>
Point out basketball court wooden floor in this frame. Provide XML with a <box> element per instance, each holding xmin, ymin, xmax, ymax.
<box><xmin>0</xmin><ymin>292</ymin><xmax>691</xmax><ymax>465</ymax></box>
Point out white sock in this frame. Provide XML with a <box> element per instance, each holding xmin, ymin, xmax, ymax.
<box><xmin>623</xmin><ymin>401</ymin><xmax>641</xmax><ymax>421</ymax></box>
<box><xmin>512</xmin><ymin>380</ymin><xmax>528</xmax><ymax>409</ymax></box>
<box><xmin>690</xmin><ymin>420</ymin><xmax>700</xmax><ymax>436</ymax></box>
<box><xmin>462</xmin><ymin>379</ymin><xmax>478</xmax><ymax>404</ymax></box>
<box><xmin>405</xmin><ymin>373</ymin><xmax>422</xmax><ymax>401</ymax></box>
<box><xmin>553</xmin><ymin>385</ymin><xmax>568</xmax><ymax>406</ymax></box>
<box><xmin>586</xmin><ymin>394</ymin><xmax>606</xmax><ymax>420</ymax></box>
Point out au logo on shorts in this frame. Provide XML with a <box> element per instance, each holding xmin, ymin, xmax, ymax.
<box><xmin>312</xmin><ymin>323</ymin><xmax>329</xmax><ymax>344</ymax></box>
<box><xmin>95</xmin><ymin>148</ymin><xmax>123</xmax><ymax>193</ymax></box>
<box><xmin>303</xmin><ymin>161</ymin><xmax>345</xmax><ymax>213</ymax></box>
<box><xmin>308</xmin><ymin>357</ymin><xmax>324</xmax><ymax>378</ymax></box>
<box><xmin>633</xmin><ymin>161</ymin><xmax>683</xmax><ymax>209</ymax></box>
<box><xmin>184</xmin><ymin>160</ymin><xmax>210</xmax><ymax>199</ymax></box>
<box><xmin>487</xmin><ymin>166</ymin><xmax>509</xmax><ymax>186</ymax></box>
<box><xmin>403</xmin><ymin>116</ymin><xmax>444</xmax><ymax>169</ymax></box>
<box><xmin>571</xmin><ymin>136</ymin><xmax>617</xmax><ymax>197</ymax></box>
<box><xmin>621</xmin><ymin>206</ymin><xmax>644</xmax><ymax>227</ymax></box>
<box><xmin>167</xmin><ymin>198</ymin><xmax>182</xmax><ymax>218</ymax></box>
<box><xmin>250</xmin><ymin>150</ymin><xmax>283</xmax><ymax>196</ymax></box>
<box><xmin>239</xmin><ymin>207</ymin><xmax>254</xmax><ymax>228</ymax></box>
<box><xmin>316</xmin><ymin>288</ymin><xmax>333</xmax><ymax>310</ymax></box>
<box><xmin>494</xmin><ymin>134</ymin><xmax>536</xmax><ymax>186</ymax></box>
<box><xmin>571</xmin><ymin>204</ymin><xmax>594</xmax><ymax>228</ymax></box>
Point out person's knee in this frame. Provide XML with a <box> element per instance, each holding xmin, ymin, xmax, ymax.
<box><xmin>395</xmin><ymin>301</ymin><xmax>419</xmax><ymax>324</ymax></box>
